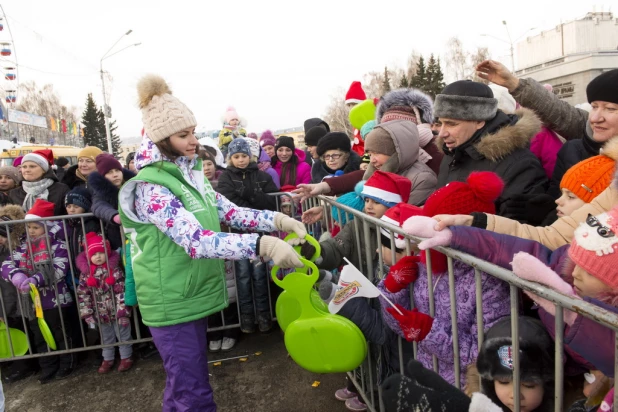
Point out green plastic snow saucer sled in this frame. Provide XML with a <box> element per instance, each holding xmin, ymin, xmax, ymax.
<box><xmin>30</xmin><ymin>283</ymin><xmax>56</xmax><ymax>350</ymax></box>
<box><xmin>273</xmin><ymin>234</ymin><xmax>327</xmax><ymax>332</ymax></box>
<box><xmin>0</xmin><ymin>321</ymin><xmax>28</xmax><ymax>358</ymax></box>
<box><xmin>271</xmin><ymin>257</ymin><xmax>367</xmax><ymax>373</ymax></box>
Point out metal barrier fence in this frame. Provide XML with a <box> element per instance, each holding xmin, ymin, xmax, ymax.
<box><xmin>304</xmin><ymin>195</ymin><xmax>618</xmax><ymax>412</ymax></box>
<box><xmin>1</xmin><ymin>195</ymin><xmax>616</xmax><ymax>410</ymax></box>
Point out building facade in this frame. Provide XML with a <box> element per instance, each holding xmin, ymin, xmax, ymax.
<box><xmin>273</xmin><ymin>127</ymin><xmax>305</xmax><ymax>149</ymax></box>
<box><xmin>515</xmin><ymin>12</ymin><xmax>618</xmax><ymax>105</ymax></box>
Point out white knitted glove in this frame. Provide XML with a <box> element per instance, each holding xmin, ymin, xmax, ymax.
<box><xmin>259</xmin><ymin>236</ymin><xmax>303</xmax><ymax>268</ymax></box>
<box><xmin>274</xmin><ymin>213</ymin><xmax>307</xmax><ymax>244</ymax></box>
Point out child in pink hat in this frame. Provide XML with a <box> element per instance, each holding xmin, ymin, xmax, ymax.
<box><xmin>217</xmin><ymin>106</ymin><xmax>247</xmax><ymax>158</ymax></box>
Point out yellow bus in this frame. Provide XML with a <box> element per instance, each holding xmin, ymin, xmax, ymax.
<box><xmin>0</xmin><ymin>145</ymin><xmax>82</xmax><ymax>167</ymax></box>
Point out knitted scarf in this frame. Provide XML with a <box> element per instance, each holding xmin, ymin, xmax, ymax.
<box><xmin>22</xmin><ymin>178</ymin><xmax>54</xmax><ymax>211</ymax></box>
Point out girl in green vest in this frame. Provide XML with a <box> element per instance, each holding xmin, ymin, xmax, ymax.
<box><xmin>119</xmin><ymin>74</ymin><xmax>306</xmax><ymax>412</ymax></box>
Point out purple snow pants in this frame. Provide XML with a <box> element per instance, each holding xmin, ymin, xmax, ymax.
<box><xmin>149</xmin><ymin>318</ymin><xmax>216</xmax><ymax>412</ymax></box>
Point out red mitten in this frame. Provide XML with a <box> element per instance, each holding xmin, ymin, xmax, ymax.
<box><xmin>384</xmin><ymin>255</ymin><xmax>421</xmax><ymax>293</ymax></box>
<box><xmin>387</xmin><ymin>304</ymin><xmax>434</xmax><ymax>342</ymax></box>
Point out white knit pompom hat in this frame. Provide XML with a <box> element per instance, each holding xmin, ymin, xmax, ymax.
<box><xmin>136</xmin><ymin>74</ymin><xmax>197</xmax><ymax>143</ymax></box>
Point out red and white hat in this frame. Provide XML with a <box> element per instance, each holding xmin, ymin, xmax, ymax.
<box><xmin>25</xmin><ymin>199</ymin><xmax>55</xmax><ymax>221</ymax></box>
<box><xmin>22</xmin><ymin>149</ymin><xmax>54</xmax><ymax>172</ymax></box>
<box><xmin>362</xmin><ymin>171</ymin><xmax>411</xmax><ymax>207</ymax></box>
<box><xmin>380</xmin><ymin>203</ymin><xmax>422</xmax><ymax>251</ymax></box>
<box><xmin>345</xmin><ymin>81</ymin><xmax>367</xmax><ymax>105</ymax></box>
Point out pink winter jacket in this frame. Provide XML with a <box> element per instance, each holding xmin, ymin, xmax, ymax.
<box><xmin>530</xmin><ymin>126</ymin><xmax>563</xmax><ymax>179</ymax></box>
<box><xmin>272</xmin><ymin>149</ymin><xmax>311</xmax><ymax>186</ymax></box>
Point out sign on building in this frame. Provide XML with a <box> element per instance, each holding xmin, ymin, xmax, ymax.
<box><xmin>7</xmin><ymin>109</ymin><xmax>48</xmax><ymax>129</ymax></box>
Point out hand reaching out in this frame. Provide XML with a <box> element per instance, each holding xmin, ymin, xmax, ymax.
<box><xmin>302</xmin><ymin>207</ymin><xmax>324</xmax><ymax>225</ymax></box>
<box><xmin>476</xmin><ymin>60</ymin><xmax>520</xmax><ymax>92</ymax></box>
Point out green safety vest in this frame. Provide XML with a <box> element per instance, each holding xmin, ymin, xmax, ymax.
<box><xmin>119</xmin><ymin>160</ymin><xmax>227</xmax><ymax>327</ymax></box>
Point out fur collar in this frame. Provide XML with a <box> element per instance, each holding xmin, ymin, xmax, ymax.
<box><xmin>0</xmin><ymin>204</ymin><xmax>25</xmax><ymax>251</ymax></box>
<box><xmin>437</xmin><ymin>108</ymin><xmax>541</xmax><ymax>162</ymax></box>
<box><xmin>88</xmin><ymin>169</ymin><xmax>136</xmax><ymax>205</ymax></box>
<box><xmin>605</xmin><ymin>136</ymin><xmax>618</xmax><ymax>189</ymax></box>
<box><xmin>76</xmin><ymin>249</ymin><xmax>120</xmax><ymax>275</ymax></box>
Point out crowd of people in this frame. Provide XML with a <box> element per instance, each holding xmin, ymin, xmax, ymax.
<box><xmin>0</xmin><ymin>59</ymin><xmax>614</xmax><ymax>412</ymax></box>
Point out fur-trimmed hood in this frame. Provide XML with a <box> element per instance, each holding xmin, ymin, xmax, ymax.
<box><xmin>437</xmin><ymin>108</ymin><xmax>541</xmax><ymax>162</ymax></box>
<box><xmin>376</xmin><ymin>88</ymin><xmax>434</xmax><ymax>124</ymax></box>
<box><xmin>607</xmin><ymin>136</ymin><xmax>618</xmax><ymax>190</ymax></box>
<box><xmin>88</xmin><ymin>168</ymin><xmax>136</xmax><ymax>206</ymax></box>
<box><xmin>0</xmin><ymin>204</ymin><xmax>25</xmax><ymax>251</ymax></box>
<box><xmin>75</xmin><ymin>249</ymin><xmax>121</xmax><ymax>275</ymax></box>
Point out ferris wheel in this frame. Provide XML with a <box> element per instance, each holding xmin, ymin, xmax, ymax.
<box><xmin>0</xmin><ymin>5</ymin><xmax>18</xmax><ymax>111</ymax></box>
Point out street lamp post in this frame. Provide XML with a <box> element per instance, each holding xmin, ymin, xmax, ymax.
<box><xmin>481</xmin><ymin>24</ymin><xmax>535</xmax><ymax>73</ymax></box>
<box><xmin>100</xmin><ymin>30</ymin><xmax>140</xmax><ymax>153</ymax></box>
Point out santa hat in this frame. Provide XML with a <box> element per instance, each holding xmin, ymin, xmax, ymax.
<box><xmin>223</xmin><ymin>106</ymin><xmax>239</xmax><ymax>124</ymax></box>
<box><xmin>85</xmin><ymin>232</ymin><xmax>113</xmax><ymax>287</ymax></box>
<box><xmin>22</xmin><ymin>149</ymin><xmax>54</xmax><ymax>172</ymax></box>
<box><xmin>403</xmin><ymin>172</ymin><xmax>504</xmax><ymax>273</ymax></box>
<box><xmin>380</xmin><ymin>203</ymin><xmax>422</xmax><ymax>252</ymax></box>
<box><xmin>568</xmin><ymin>204</ymin><xmax>618</xmax><ymax>288</ymax></box>
<box><xmin>345</xmin><ymin>81</ymin><xmax>366</xmax><ymax>106</ymax></box>
<box><xmin>361</xmin><ymin>171</ymin><xmax>411</xmax><ymax>208</ymax></box>
<box><xmin>25</xmin><ymin>199</ymin><xmax>55</xmax><ymax>222</ymax></box>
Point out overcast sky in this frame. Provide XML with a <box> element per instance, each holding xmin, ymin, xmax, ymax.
<box><xmin>0</xmin><ymin>0</ymin><xmax>600</xmax><ymax>139</ymax></box>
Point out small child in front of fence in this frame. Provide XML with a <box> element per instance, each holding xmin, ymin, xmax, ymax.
<box><xmin>77</xmin><ymin>232</ymin><xmax>133</xmax><ymax>373</ymax></box>
<box><xmin>1</xmin><ymin>199</ymin><xmax>74</xmax><ymax>384</ymax></box>
<box><xmin>378</xmin><ymin>172</ymin><xmax>511</xmax><ymax>389</ymax></box>
<box><xmin>217</xmin><ymin>138</ymin><xmax>279</xmax><ymax>333</ymax></box>
<box><xmin>89</xmin><ymin>153</ymin><xmax>136</xmax><ymax>250</ymax></box>
<box><xmin>405</xmin><ymin>202</ymin><xmax>618</xmax><ymax>385</ymax></box>
<box><xmin>381</xmin><ymin>316</ymin><xmax>556</xmax><ymax>412</ymax></box>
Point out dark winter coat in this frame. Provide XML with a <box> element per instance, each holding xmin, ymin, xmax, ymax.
<box><xmin>436</xmin><ymin>108</ymin><xmax>548</xmax><ymax>219</ymax></box>
<box><xmin>338</xmin><ymin>281</ymin><xmax>415</xmax><ymax>384</ymax></box>
<box><xmin>318</xmin><ymin>219</ymin><xmax>378</xmax><ymax>271</ymax></box>
<box><xmin>66</xmin><ymin>216</ymin><xmax>102</xmax><ymax>290</ymax></box>
<box><xmin>510</xmin><ymin>77</ymin><xmax>613</xmax><ymax>199</ymax></box>
<box><xmin>548</xmin><ymin>135</ymin><xmax>603</xmax><ymax>198</ymax></box>
<box><xmin>89</xmin><ymin>169</ymin><xmax>136</xmax><ymax>250</ymax></box>
<box><xmin>217</xmin><ymin>162</ymin><xmax>278</xmax><ymax>211</ymax></box>
<box><xmin>311</xmin><ymin>151</ymin><xmax>362</xmax><ymax>183</ymax></box>
<box><xmin>61</xmin><ymin>164</ymin><xmax>89</xmax><ymax>190</ymax></box>
<box><xmin>54</xmin><ymin>166</ymin><xmax>66</xmax><ymax>183</ymax></box>
<box><xmin>8</xmin><ymin>168</ymin><xmax>70</xmax><ymax>216</ymax></box>
<box><xmin>449</xmin><ymin>226</ymin><xmax>604</xmax><ymax>375</ymax></box>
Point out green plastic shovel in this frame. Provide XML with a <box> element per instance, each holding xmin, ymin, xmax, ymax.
<box><xmin>29</xmin><ymin>283</ymin><xmax>56</xmax><ymax>350</ymax></box>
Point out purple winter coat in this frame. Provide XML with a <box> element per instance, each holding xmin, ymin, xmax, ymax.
<box><xmin>379</xmin><ymin>260</ymin><xmax>511</xmax><ymax>385</ymax></box>
<box><xmin>258</xmin><ymin>149</ymin><xmax>280</xmax><ymax>189</ymax></box>
<box><xmin>449</xmin><ymin>226</ymin><xmax>604</xmax><ymax>375</ymax></box>
<box><xmin>1</xmin><ymin>221</ymin><xmax>72</xmax><ymax>311</ymax></box>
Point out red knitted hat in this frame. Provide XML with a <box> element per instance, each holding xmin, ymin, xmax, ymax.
<box><xmin>423</xmin><ymin>172</ymin><xmax>504</xmax><ymax>217</ymax></box>
<box><xmin>568</xmin><ymin>205</ymin><xmax>618</xmax><ymax>289</ymax></box>
<box><xmin>85</xmin><ymin>232</ymin><xmax>113</xmax><ymax>287</ymax></box>
<box><xmin>380</xmin><ymin>203</ymin><xmax>422</xmax><ymax>251</ymax></box>
<box><xmin>25</xmin><ymin>199</ymin><xmax>55</xmax><ymax>221</ymax></box>
<box><xmin>362</xmin><ymin>171</ymin><xmax>412</xmax><ymax>207</ymax></box>
<box><xmin>345</xmin><ymin>81</ymin><xmax>366</xmax><ymax>105</ymax></box>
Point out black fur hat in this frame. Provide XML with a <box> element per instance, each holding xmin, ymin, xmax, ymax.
<box><xmin>434</xmin><ymin>80</ymin><xmax>498</xmax><ymax>121</ymax></box>
<box><xmin>477</xmin><ymin>316</ymin><xmax>555</xmax><ymax>411</ymax></box>
<box><xmin>316</xmin><ymin>132</ymin><xmax>351</xmax><ymax>157</ymax></box>
<box><xmin>376</xmin><ymin>88</ymin><xmax>434</xmax><ymax>124</ymax></box>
